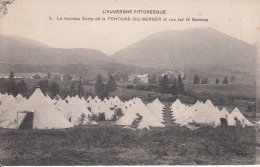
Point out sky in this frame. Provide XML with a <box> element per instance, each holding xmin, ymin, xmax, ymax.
<box><xmin>0</xmin><ymin>0</ymin><xmax>259</xmax><ymax>55</ymax></box>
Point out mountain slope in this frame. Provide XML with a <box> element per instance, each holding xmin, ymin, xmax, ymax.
<box><xmin>0</xmin><ymin>34</ymin><xmax>111</xmax><ymax>66</ymax></box>
<box><xmin>111</xmin><ymin>28</ymin><xmax>257</xmax><ymax>72</ymax></box>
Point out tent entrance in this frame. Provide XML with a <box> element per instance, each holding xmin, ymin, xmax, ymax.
<box><xmin>99</xmin><ymin>113</ymin><xmax>105</xmax><ymax>121</ymax></box>
<box><xmin>18</xmin><ymin>112</ymin><xmax>34</xmax><ymax>130</ymax></box>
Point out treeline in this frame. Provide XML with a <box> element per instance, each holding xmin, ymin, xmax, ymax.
<box><xmin>125</xmin><ymin>74</ymin><xmax>185</xmax><ymax>96</ymax></box>
<box><xmin>0</xmin><ymin>71</ymin><xmax>119</xmax><ymax>99</ymax></box>
<box><xmin>0</xmin><ymin>71</ymin><xmax>28</xmax><ymax>97</ymax></box>
<box><xmin>158</xmin><ymin>74</ymin><xmax>185</xmax><ymax>96</ymax></box>
<box><xmin>0</xmin><ymin>71</ymin><xmax>66</xmax><ymax>98</ymax></box>
<box><xmin>0</xmin><ymin>71</ymin><xmax>81</xmax><ymax>98</ymax></box>
<box><xmin>193</xmin><ymin>75</ymin><xmax>236</xmax><ymax>84</ymax></box>
<box><xmin>94</xmin><ymin>74</ymin><xmax>117</xmax><ymax>99</ymax></box>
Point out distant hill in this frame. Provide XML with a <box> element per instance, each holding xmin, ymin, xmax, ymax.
<box><xmin>0</xmin><ymin>34</ymin><xmax>112</xmax><ymax>66</ymax></box>
<box><xmin>0</xmin><ymin>29</ymin><xmax>257</xmax><ymax>84</ymax></box>
<box><xmin>112</xmin><ymin>28</ymin><xmax>257</xmax><ymax>73</ymax></box>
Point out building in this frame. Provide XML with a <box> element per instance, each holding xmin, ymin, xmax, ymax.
<box><xmin>128</xmin><ymin>73</ymin><xmax>149</xmax><ymax>84</ymax></box>
<box><xmin>137</xmin><ymin>74</ymin><xmax>149</xmax><ymax>84</ymax></box>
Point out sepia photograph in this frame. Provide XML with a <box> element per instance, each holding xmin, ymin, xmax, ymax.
<box><xmin>0</xmin><ymin>0</ymin><xmax>259</xmax><ymax>165</ymax></box>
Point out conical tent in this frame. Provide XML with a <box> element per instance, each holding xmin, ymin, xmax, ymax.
<box><xmin>54</xmin><ymin>98</ymin><xmax>63</xmax><ymax>107</ymax></box>
<box><xmin>173</xmin><ymin>105</ymin><xmax>192</xmax><ymax>124</ymax></box>
<box><xmin>0</xmin><ymin>95</ymin><xmax>15</xmax><ymax>112</ymax></box>
<box><xmin>93</xmin><ymin>96</ymin><xmax>102</xmax><ymax>103</ymax></box>
<box><xmin>87</xmin><ymin>99</ymin><xmax>114</xmax><ymax>120</ymax></box>
<box><xmin>22</xmin><ymin>88</ymin><xmax>73</xmax><ymax>129</ymax></box>
<box><xmin>146</xmin><ymin>100</ymin><xmax>164</xmax><ymax>123</ymax></box>
<box><xmin>103</xmin><ymin>98</ymin><xmax>108</xmax><ymax>102</ymax></box>
<box><xmin>15</xmin><ymin>94</ymin><xmax>24</xmax><ymax>100</ymax></box>
<box><xmin>111</xmin><ymin>96</ymin><xmax>121</xmax><ymax>106</ymax></box>
<box><xmin>171</xmin><ymin>99</ymin><xmax>188</xmax><ymax>121</ymax></box>
<box><xmin>193</xmin><ymin>100</ymin><xmax>201</xmax><ymax>108</ymax></box>
<box><xmin>115</xmin><ymin>108</ymin><xmax>138</xmax><ymax>126</ymax></box>
<box><xmin>228</xmin><ymin>107</ymin><xmax>253</xmax><ymax>126</ymax></box>
<box><xmin>80</xmin><ymin>96</ymin><xmax>85</xmax><ymax>101</ymax></box>
<box><xmin>86</xmin><ymin>96</ymin><xmax>92</xmax><ymax>102</ymax></box>
<box><xmin>57</xmin><ymin>97</ymin><xmax>92</xmax><ymax>125</ymax></box>
<box><xmin>171</xmin><ymin>99</ymin><xmax>184</xmax><ymax>111</ymax></box>
<box><xmin>115</xmin><ymin>98</ymin><xmax>164</xmax><ymax>127</ymax></box>
<box><xmin>98</xmin><ymin>103</ymin><xmax>114</xmax><ymax>120</ymax></box>
<box><xmin>180</xmin><ymin>116</ymin><xmax>195</xmax><ymax>126</ymax></box>
<box><xmin>0</xmin><ymin>95</ymin><xmax>22</xmax><ymax>128</ymax></box>
<box><xmin>0</xmin><ymin>93</ymin><xmax>9</xmax><ymax>104</ymax></box>
<box><xmin>192</xmin><ymin>99</ymin><xmax>222</xmax><ymax>126</ymax></box>
<box><xmin>155</xmin><ymin>98</ymin><xmax>164</xmax><ymax>108</ymax></box>
<box><xmin>117</xmin><ymin>102</ymin><xmax>129</xmax><ymax>115</ymax></box>
<box><xmin>65</xmin><ymin>95</ymin><xmax>71</xmax><ymax>101</ymax></box>
<box><xmin>220</xmin><ymin>107</ymin><xmax>229</xmax><ymax>118</ymax></box>
<box><xmin>45</xmin><ymin>94</ymin><xmax>53</xmax><ymax>103</ymax></box>
<box><xmin>192</xmin><ymin>100</ymin><xmax>204</xmax><ymax>112</ymax></box>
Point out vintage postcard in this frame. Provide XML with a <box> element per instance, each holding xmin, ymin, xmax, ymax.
<box><xmin>0</xmin><ymin>0</ymin><xmax>259</xmax><ymax>165</ymax></box>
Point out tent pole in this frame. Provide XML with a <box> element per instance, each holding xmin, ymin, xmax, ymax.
<box><xmin>17</xmin><ymin>112</ymin><xmax>18</xmax><ymax>129</ymax></box>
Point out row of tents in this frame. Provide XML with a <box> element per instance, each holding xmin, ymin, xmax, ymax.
<box><xmin>0</xmin><ymin>88</ymin><xmax>165</xmax><ymax>129</ymax></box>
<box><xmin>171</xmin><ymin>99</ymin><xmax>254</xmax><ymax>128</ymax></box>
<box><xmin>0</xmin><ymin>87</ymin><xmax>255</xmax><ymax>130</ymax></box>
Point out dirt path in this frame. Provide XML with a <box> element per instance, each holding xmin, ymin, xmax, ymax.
<box><xmin>162</xmin><ymin>103</ymin><xmax>174</xmax><ymax>127</ymax></box>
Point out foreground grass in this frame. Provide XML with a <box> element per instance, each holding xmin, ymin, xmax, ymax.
<box><xmin>0</xmin><ymin>125</ymin><xmax>259</xmax><ymax>165</ymax></box>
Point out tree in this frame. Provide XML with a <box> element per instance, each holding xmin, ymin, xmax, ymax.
<box><xmin>33</xmin><ymin>74</ymin><xmax>41</xmax><ymax>79</ymax></box>
<box><xmin>177</xmin><ymin>75</ymin><xmax>185</xmax><ymax>94</ymax></box>
<box><xmin>193</xmin><ymin>75</ymin><xmax>200</xmax><ymax>84</ymax></box>
<box><xmin>6</xmin><ymin>71</ymin><xmax>18</xmax><ymax>96</ymax></box>
<box><xmin>47</xmin><ymin>72</ymin><xmax>51</xmax><ymax>79</ymax></box>
<box><xmin>69</xmin><ymin>81</ymin><xmax>77</xmax><ymax>96</ymax></box>
<box><xmin>183</xmin><ymin>73</ymin><xmax>187</xmax><ymax>80</ymax></box>
<box><xmin>133</xmin><ymin>77</ymin><xmax>140</xmax><ymax>84</ymax></box>
<box><xmin>78</xmin><ymin>113</ymin><xmax>87</xmax><ymax>125</ymax></box>
<box><xmin>49</xmin><ymin>82</ymin><xmax>60</xmax><ymax>98</ymax></box>
<box><xmin>114</xmin><ymin>72</ymin><xmax>128</xmax><ymax>82</ymax></box>
<box><xmin>230</xmin><ymin>75</ymin><xmax>236</xmax><ymax>83</ymax></box>
<box><xmin>95</xmin><ymin>75</ymin><xmax>108</xmax><ymax>99</ymax></box>
<box><xmin>9</xmin><ymin>70</ymin><xmax>14</xmax><ymax>79</ymax></box>
<box><xmin>215</xmin><ymin>78</ymin><xmax>219</xmax><ymax>84</ymax></box>
<box><xmin>158</xmin><ymin>74</ymin><xmax>169</xmax><ymax>94</ymax></box>
<box><xmin>0</xmin><ymin>78</ymin><xmax>7</xmax><ymax>93</ymax></box>
<box><xmin>37</xmin><ymin>79</ymin><xmax>49</xmax><ymax>94</ymax></box>
<box><xmin>60</xmin><ymin>88</ymin><xmax>69</xmax><ymax>99</ymax></box>
<box><xmin>201</xmin><ymin>77</ymin><xmax>209</xmax><ymax>84</ymax></box>
<box><xmin>84</xmin><ymin>90</ymin><xmax>94</xmax><ymax>99</ymax></box>
<box><xmin>222</xmin><ymin>76</ymin><xmax>229</xmax><ymax>84</ymax></box>
<box><xmin>170</xmin><ymin>77</ymin><xmax>178</xmax><ymax>96</ymax></box>
<box><xmin>148</xmin><ymin>74</ymin><xmax>157</xmax><ymax>84</ymax></box>
<box><xmin>65</xmin><ymin>74</ymin><xmax>72</xmax><ymax>81</ymax></box>
<box><xmin>78</xmin><ymin>77</ymin><xmax>85</xmax><ymax>97</ymax></box>
<box><xmin>6</xmin><ymin>80</ymin><xmax>18</xmax><ymax>96</ymax></box>
<box><xmin>112</xmin><ymin>108</ymin><xmax>124</xmax><ymax>122</ymax></box>
<box><xmin>17</xmin><ymin>79</ymin><xmax>28</xmax><ymax>97</ymax></box>
<box><xmin>106</xmin><ymin>74</ymin><xmax>117</xmax><ymax>92</ymax></box>
<box><xmin>245</xmin><ymin>104</ymin><xmax>256</xmax><ymax>112</ymax></box>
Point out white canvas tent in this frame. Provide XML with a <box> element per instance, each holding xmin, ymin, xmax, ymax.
<box><xmin>20</xmin><ymin>88</ymin><xmax>74</xmax><ymax>129</ymax></box>
<box><xmin>57</xmin><ymin>97</ymin><xmax>93</xmax><ymax>125</ymax></box>
<box><xmin>146</xmin><ymin>100</ymin><xmax>165</xmax><ymax>123</ymax></box>
<box><xmin>220</xmin><ymin>107</ymin><xmax>229</xmax><ymax>118</ymax></box>
<box><xmin>116</xmin><ymin>98</ymin><xmax>165</xmax><ymax>128</ymax></box>
<box><xmin>86</xmin><ymin>96</ymin><xmax>92</xmax><ymax>102</ymax></box>
<box><xmin>228</xmin><ymin>107</ymin><xmax>253</xmax><ymax>126</ymax></box>
<box><xmin>0</xmin><ymin>95</ymin><xmax>27</xmax><ymax>128</ymax></box>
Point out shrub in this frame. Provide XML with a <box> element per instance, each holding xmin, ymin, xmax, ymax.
<box><xmin>245</xmin><ymin>104</ymin><xmax>256</xmax><ymax>112</ymax></box>
<box><xmin>126</xmin><ymin>85</ymin><xmax>135</xmax><ymax>89</ymax></box>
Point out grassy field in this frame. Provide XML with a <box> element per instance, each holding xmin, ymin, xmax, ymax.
<box><xmin>0</xmin><ymin>125</ymin><xmax>259</xmax><ymax>165</ymax></box>
<box><xmin>0</xmin><ymin>81</ymin><xmax>258</xmax><ymax>165</ymax></box>
<box><xmin>186</xmin><ymin>84</ymin><xmax>256</xmax><ymax>100</ymax></box>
